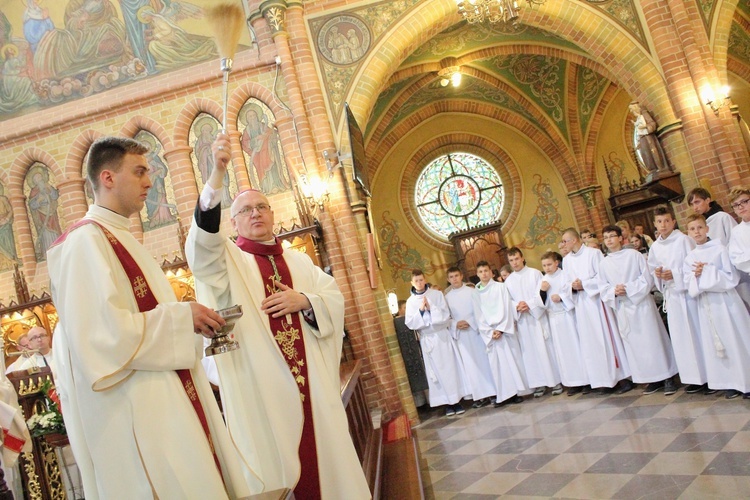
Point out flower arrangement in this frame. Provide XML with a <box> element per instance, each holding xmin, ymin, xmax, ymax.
<box><xmin>25</xmin><ymin>379</ymin><xmax>65</xmax><ymax>438</ymax></box>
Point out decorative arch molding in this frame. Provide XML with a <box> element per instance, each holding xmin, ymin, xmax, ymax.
<box><xmin>174</xmin><ymin>98</ymin><xmax>224</xmax><ymax>145</ymax></box>
<box><xmin>120</xmin><ymin>116</ymin><xmax>173</xmax><ymax>150</ymax></box>
<box><xmin>398</xmin><ymin>135</ymin><xmax>522</xmax><ymax>252</ymax></box>
<box><xmin>229</xmin><ymin>82</ymin><xmax>294</xmax><ymax>125</ymax></box>
<box><xmin>728</xmin><ymin>58</ymin><xmax>750</xmax><ymax>86</ymax></box>
<box><xmin>8</xmin><ymin>149</ymin><xmax>63</xmax><ymax>193</ymax></box>
<box><xmin>66</xmin><ymin>129</ymin><xmax>103</xmax><ymax>179</ymax></box>
<box><xmin>371</xmin><ymin>105</ymin><xmax>581</xmax><ymax>194</ymax></box>
<box><xmin>711</xmin><ymin>0</ymin><xmax>741</xmax><ymax>81</ymax></box>
<box><xmin>346</xmin><ymin>0</ymin><xmax>670</xmax><ymax>136</ymax></box>
<box><xmin>583</xmin><ymin>85</ymin><xmax>627</xmax><ymax>184</ymax></box>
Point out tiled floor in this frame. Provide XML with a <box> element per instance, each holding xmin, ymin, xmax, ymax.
<box><xmin>416</xmin><ymin>389</ymin><xmax>750</xmax><ymax>499</ymax></box>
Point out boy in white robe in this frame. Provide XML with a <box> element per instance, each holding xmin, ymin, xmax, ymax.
<box><xmin>599</xmin><ymin>225</ymin><xmax>678</xmax><ymax>395</ymax></box>
<box><xmin>539</xmin><ymin>251</ymin><xmax>589</xmax><ymax>395</ymax></box>
<box><xmin>444</xmin><ymin>267</ymin><xmax>495</xmax><ymax>408</ymax></box>
<box><xmin>684</xmin><ymin>214</ymin><xmax>750</xmax><ymax>399</ymax></box>
<box><xmin>560</xmin><ymin>228</ymin><xmax>632</xmax><ymax>394</ymax></box>
<box><xmin>648</xmin><ymin>207</ymin><xmax>708</xmax><ymax>394</ymax></box>
<box><xmin>405</xmin><ymin>269</ymin><xmax>469</xmax><ymax>417</ymax></box>
<box><xmin>728</xmin><ymin>187</ymin><xmax>750</xmax><ymax>312</ymax></box>
<box><xmin>504</xmin><ymin>247</ymin><xmax>562</xmax><ymax>397</ymax></box>
<box><xmin>471</xmin><ymin>261</ymin><xmax>527</xmax><ymax>407</ymax></box>
<box><xmin>687</xmin><ymin>187</ymin><xmax>737</xmax><ymax>245</ymax></box>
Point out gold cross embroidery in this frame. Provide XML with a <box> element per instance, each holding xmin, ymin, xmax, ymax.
<box><xmin>133</xmin><ymin>276</ymin><xmax>148</xmax><ymax>298</ymax></box>
<box><xmin>184</xmin><ymin>378</ymin><xmax>197</xmax><ymax>401</ymax></box>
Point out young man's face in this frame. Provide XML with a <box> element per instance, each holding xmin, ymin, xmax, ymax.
<box><xmin>507</xmin><ymin>253</ymin><xmax>525</xmax><ymax>272</ymax></box>
<box><xmin>476</xmin><ymin>265</ymin><xmax>493</xmax><ymax>283</ymax></box>
<box><xmin>541</xmin><ymin>258</ymin><xmax>558</xmax><ymax>274</ymax></box>
<box><xmin>447</xmin><ymin>271</ymin><xmax>463</xmax><ymax>289</ymax></box>
<box><xmin>581</xmin><ymin>232</ymin><xmax>591</xmax><ymax>242</ymax></box>
<box><xmin>411</xmin><ymin>274</ymin><xmax>426</xmax><ymax>292</ymax></box>
<box><xmin>603</xmin><ymin>230</ymin><xmax>623</xmax><ymax>252</ymax></box>
<box><xmin>653</xmin><ymin>214</ymin><xmax>675</xmax><ymax>238</ymax></box>
<box><xmin>732</xmin><ymin>193</ymin><xmax>750</xmax><ymax>223</ymax></box>
<box><xmin>690</xmin><ymin>196</ymin><xmax>711</xmax><ymax>215</ymax></box>
<box><xmin>687</xmin><ymin>219</ymin><xmax>709</xmax><ymax>245</ymax></box>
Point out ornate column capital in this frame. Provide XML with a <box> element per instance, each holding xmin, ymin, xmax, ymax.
<box><xmin>259</xmin><ymin>0</ymin><xmax>288</xmax><ymax>35</ymax></box>
<box><xmin>567</xmin><ymin>185</ymin><xmax>602</xmax><ymax>208</ymax></box>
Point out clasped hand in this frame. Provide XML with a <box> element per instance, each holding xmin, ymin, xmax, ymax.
<box><xmin>191</xmin><ymin>303</ymin><xmax>226</xmax><ymax>339</ymax></box>
<box><xmin>261</xmin><ymin>281</ymin><xmax>312</xmax><ymax>318</ymax></box>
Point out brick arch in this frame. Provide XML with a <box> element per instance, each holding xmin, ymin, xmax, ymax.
<box><xmin>711</xmin><ymin>0</ymin><xmax>742</xmax><ymax>82</ymax></box>
<box><xmin>173</xmin><ymin>98</ymin><xmax>224</xmax><ymax>145</ymax></box>
<box><xmin>8</xmin><ymin>148</ymin><xmax>63</xmax><ymax>193</ymax></box>
<box><xmin>397</xmin><ymin>136</ymin><xmax>522</xmax><ymax>251</ymax></box>
<box><xmin>728</xmin><ymin>58</ymin><xmax>750</xmax><ymax>87</ymax></box>
<box><xmin>347</xmin><ymin>0</ymin><xmax>670</xmax><ymax>136</ymax></box>
<box><xmin>371</xmin><ymin>104</ymin><xmax>580</xmax><ymax>194</ymax></box>
<box><xmin>66</xmin><ymin>129</ymin><xmax>103</xmax><ymax>179</ymax></box>
<box><xmin>120</xmin><ymin>116</ymin><xmax>173</xmax><ymax>150</ymax></box>
<box><xmin>228</xmin><ymin>82</ymin><xmax>294</xmax><ymax>126</ymax></box>
<box><xmin>583</xmin><ymin>84</ymin><xmax>626</xmax><ymax>184</ymax></box>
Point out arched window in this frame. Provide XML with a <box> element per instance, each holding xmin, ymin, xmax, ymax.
<box><xmin>414</xmin><ymin>152</ymin><xmax>504</xmax><ymax>239</ymax></box>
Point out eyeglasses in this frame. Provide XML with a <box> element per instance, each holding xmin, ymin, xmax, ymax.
<box><xmin>731</xmin><ymin>198</ymin><xmax>750</xmax><ymax>210</ymax></box>
<box><xmin>28</xmin><ymin>334</ymin><xmax>48</xmax><ymax>341</ymax></box>
<box><xmin>233</xmin><ymin>204</ymin><xmax>271</xmax><ymax>217</ymax></box>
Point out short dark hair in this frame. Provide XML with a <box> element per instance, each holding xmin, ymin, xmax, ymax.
<box><xmin>507</xmin><ymin>246</ymin><xmax>523</xmax><ymax>258</ymax></box>
<box><xmin>447</xmin><ymin>266</ymin><xmax>461</xmax><ymax>275</ymax></box>
<box><xmin>476</xmin><ymin>260</ymin><xmax>490</xmax><ymax>270</ymax></box>
<box><xmin>411</xmin><ymin>269</ymin><xmax>424</xmax><ymax>278</ymax></box>
<box><xmin>562</xmin><ymin>227</ymin><xmax>580</xmax><ymax>241</ymax></box>
<box><xmin>602</xmin><ymin>224</ymin><xmax>622</xmax><ymax>237</ymax></box>
<box><xmin>687</xmin><ymin>187</ymin><xmax>712</xmax><ymax>204</ymax></box>
<box><xmin>87</xmin><ymin>136</ymin><xmax>149</xmax><ymax>192</ymax></box>
<box><xmin>653</xmin><ymin>205</ymin><xmax>672</xmax><ymax>218</ymax></box>
<box><xmin>541</xmin><ymin>251</ymin><xmax>562</xmax><ymax>263</ymax></box>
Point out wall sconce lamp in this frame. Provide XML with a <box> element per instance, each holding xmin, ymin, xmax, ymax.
<box><xmin>438</xmin><ymin>66</ymin><xmax>462</xmax><ymax>87</ymax></box>
<box><xmin>701</xmin><ymin>84</ymin><xmax>731</xmax><ymax>115</ymax></box>
<box><xmin>300</xmin><ymin>174</ymin><xmax>330</xmax><ymax>212</ymax></box>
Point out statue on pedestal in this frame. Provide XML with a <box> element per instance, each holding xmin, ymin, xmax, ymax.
<box><xmin>629</xmin><ymin>102</ymin><xmax>671</xmax><ymax>177</ymax></box>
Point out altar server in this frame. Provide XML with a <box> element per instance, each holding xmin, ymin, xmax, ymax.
<box><xmin>445</xmin><ymin>267</ymin><xmax>495</xmax><ymax>408</ymax></box>
<box><xmin>598</xmin><ymin>225</ymin><xmax>678</xmax><ymax>395</ymax></box>
<box><xmin>647</xmin><ymin>207</ymin><xmax>707</xmax><ymax>394</ymax></box>
<box><xmin>472</xmin><ymin>261</ymin><xmax>527</xmax><ymax>406</ymax></box>
<box><xmin>503</xmin><ymin>248</ymin><xmax>562</xmax><ymax>397</ymax></box>
<box><xmin>684</xmin><ymin>214</ymin><xmax>750</xmax><ymax>399</ymax></box>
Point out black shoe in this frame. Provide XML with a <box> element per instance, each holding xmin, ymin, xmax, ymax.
<box><xmin>744</xmin><ymin>393</ymin><xmax>750</xmax><ymax>400</ymax></box>
<box><xmin>725</xmin><ymin>390</ymin><xmax>741</xmax><ymax>400</ymax></box>
<box><xmin>664</xmin><ymin>379</ymin><xmax>678</xmax><ymax>396</ymax></box>
<box><xmin>615</xmin><ymin>380</ymin><xmax>634</xmax><ymax>395</ymax></box>
<box><xmin>507</xmin><ymin>395</ymin><xmax>524</xmax><ymax>404</ymax></box>
<box><xmin>643</xmin><ymin>382</ymin><xmax>664</xmax><ymax>395</ymax></box>
<box><xmin>454</xmin><ymin>403</ymin><xmax>466</xmax><ymax>415</ymax></box>
<box><xmin>567</xmin><ymin>386</ymin><xmax>583</xmax><ymax>396</ymax></box>
<box><xmin>445</xmin><ymin>406</ymin><xmax>456</xmax><ymax>417</ymax></box>
<box><xmin>581</xmin><ymin>385</ymin><xmax>592</xmax><ymax>394</ymax></box>
<box><xmin>705</xmin><ymin>387</ymin><xmax>719</xmax><ymax>395</ymax></box>
<box><xmin>471</xmin><ymin>398</ymin><xmax>489</xmax><ymax>408</ymax></box>
<box><xmin>685</xmin><ymin>383</ymin><xmax>706</xmax><ymax>394</ymax></box>
<box><xmin>596</xmin><ymin>387</ymin><xmax>615</xmax><ymax>395</ymax></box>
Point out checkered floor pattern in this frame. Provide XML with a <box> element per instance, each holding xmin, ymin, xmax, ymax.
<box><xmin>416</xmin><ymin>388</ymin><xmax>750</xmax><ymax>499</ymax></box>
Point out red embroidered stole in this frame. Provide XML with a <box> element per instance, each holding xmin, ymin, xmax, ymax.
<box><xmin>236</xmin><ymin>235</ymin><xmax>321</xmax><ymax>500</ymax></box>
<box><xmin>54</xmin><ymin>219</ymin><xmax>224</xmax><ymax>479</ymax></box>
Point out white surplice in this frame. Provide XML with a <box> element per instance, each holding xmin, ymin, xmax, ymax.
<box><xmin>186</xmin><ymin>220</ymin><xmax>370</xmax><ymax>499</ymax></box>
<box><xmin>406</xmin><ymin>288</ymin><xmax>469</xmax><ymax>406</ymax></box>
<box><xmin>504</xmin><ymin>266</ymin><xmax>561</xmax><ymax>388</ymax></box>
<box><xmin>445</xmin><ymin>284</ymin><xmax>496</xmax><ymax>401</ymax></box>
<box><xmin>472</xmin><ymin>280</ymin><xmax>529</xmax><ymax>402</ymax></box>
<box><xmin>563</xmin><ymin>245</ymin><xmax>631</xmax><ymax>388</ymax></box>
<box><xmin>598</xmin><ymin>249</ymin><xmax>678</xmax><ymax>383</ymax></box>
<box><xmin>648</xmin><ymin>230</ymin><xmax>706</xmax><ymax>385</ymax></box>
<box><xmin>684</xmin><ymin>239</ymin><xmax>750</xmax><ymax>392</ymax></box>
<box><xmin>706</xmin><ymin>210</ymin><xmax>736</xmax><ymax>245</ymax></box>
<box><xmin>728</xmin><ymin>220</ymin><xmax>750</xmax><ymax>311</ymax></box>
<box><xmin>541</xmin><ymin>269</ymin><xmax>589</xmax><ymax>387</ymax></box>
<box><xmin>48</xmin><ymin>205</ymin><xmax>250</xmax><ymax>500</ymax></box>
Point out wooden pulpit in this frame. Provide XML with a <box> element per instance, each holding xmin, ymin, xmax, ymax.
<box><xmin>448</xmin><ymin>221</ymin><xmax>508</xmax><ymax>278</ymax></box>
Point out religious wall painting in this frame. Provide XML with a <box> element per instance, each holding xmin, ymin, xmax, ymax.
<box><xmin>517</xmin><ymin>175</ymin><xmax>562</xmax><ymax>249</ymax></box>
<box><xmin>729</xmin><ymin>21</ymin><xmax>750</xmax><ymax>66</ymax></box>
<box><xmin>238</xmin><ymin>99</ymin><xmax>292</xmax><ymax>196</ymax></box>
<box><xmin>135</xmin><ymin>130</ymin><xmax>178</xmax><ymax>231</ymax></box>
<box><xmin>23</xmin><ymin>163</ymin><xmax>63</xmax><ymax>262</ymax></box>
<box><xmin>602</xmin><ymin>150</ymin><xmax>641</xmax><ymax>193</ymax></box>
<box><xmin>0</xmin><ymin>182</ymin><xmax>19</xmax><ymax>271</ymax></box>
<box><xmin>189</xmin><ymin>113</ymin><xmax>238</xmax><ymax>209</ymax></box>
<box><xmin>379</xmin><ymin>211</ymin><xmax>435</xmax><ymax>282</ymax></box>
<box><xmin>582</xmin><ymin>0</ymin><xmax>647</xmax><ymax>47</ymax></box>
<box><xmin>577</xmin><ymin>66</ymin><xmax>610</xmax><ymax>139</ymax></box>
<box><xmin>317</xmin><ymin>15</ymin><xmax>371</xmax><ymax>66</ymax></box>
<box><xmin>0</xmin><ymin>0</ymin><xmax>242</xmax><ymax>119</ymax></box>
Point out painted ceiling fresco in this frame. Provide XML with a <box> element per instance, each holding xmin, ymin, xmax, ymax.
<box><xmin>0</xmin><ymin>0</ymin><xmax>251</xmax><ymax>118</ymax></box>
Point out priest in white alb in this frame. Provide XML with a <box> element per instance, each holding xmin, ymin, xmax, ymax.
<box><xmin>48</xmin><ymin>136</ymin><xmax>250</xmax><ymax>499</ymax></box>
<box><xmin>598</xmin><ymin>225</ymin><xmax>678</xmax><ymax>395</ymax></box>
<box><xmin>503</xmin><ymin>248</ymin><xmax>562</xmax><ymax>397</ymax></box>
<box><xmin>472</xmin><ymin>261</ymin><xmax>528</xmax><ymax>406</ymax></box>
<box><xmin>186</xmin><ymin>133</ymin><xmax>370</xmax><ymax>498</ymax></box>
<box><xmin>406</xmin><ymin>269</ymin><xmax>469</xmax><ymax>417</ymax></box>
<box><xmin>647</xmin><ymin>207</ymin><xmax>707</xmax><ymax>393</ymax></box>
<box><xmin>560</xmin><ymin>228</ymin><xmax>631</xmax><ymax>393</ymax></box>
<box><xmin>444</xmin><ymin>266</ymin><xmax>495</xmax><ymax>408</ymax></box>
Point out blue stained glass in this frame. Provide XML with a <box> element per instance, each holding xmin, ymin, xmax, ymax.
<box><xmin>415</xmin><ymin>153</ymin><xmax>504</xmax><ymax>239</ymax></box>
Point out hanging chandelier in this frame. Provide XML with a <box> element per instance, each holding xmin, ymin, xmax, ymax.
<box><xmin>456</xmin><ymin>0</ymin><xmax>546</xmax><ymax>25</ymax></box>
